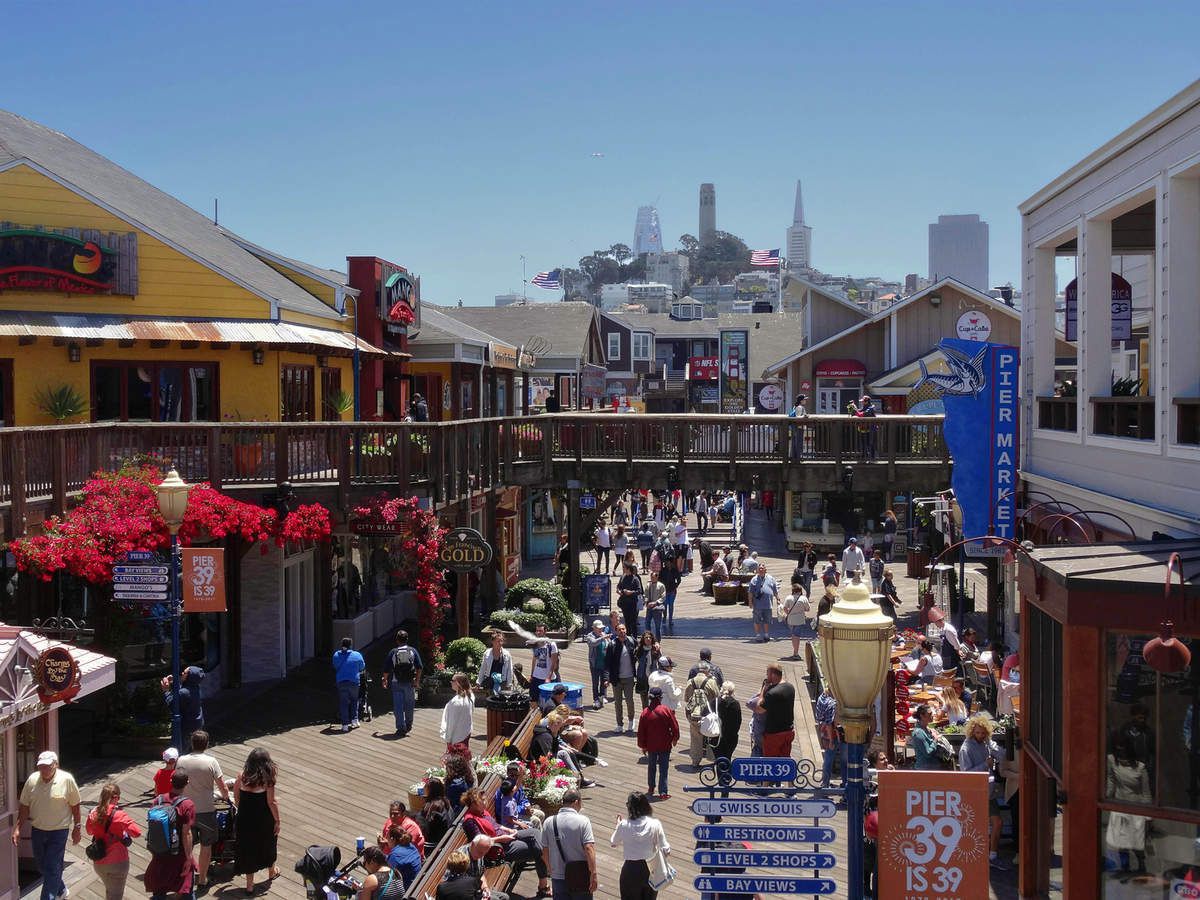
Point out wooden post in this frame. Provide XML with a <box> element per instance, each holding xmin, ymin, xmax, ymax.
<box><xmin>832</xmin><ymin>419</ymin><xmax>843</xmax><ymax>467</ymax></box>
<box><xmin>727</xmin><ymin>417</ymin><xmax>738</xmax><ymax>483</ymax></box>
<box><xmin>624</xmin><ymin>420</ymin><xmax>634</xmax><ymax>485</ymax></box>
<box><xmin>274</xmin><ymin>426</ymin><xmax>288</xmax><ymax>486</ymax></box>
<box><xmin>887</xmin><ymin>419</ymin><xmax>897</xmax><ymax>482</ymax></box>
<box><xmin>51</xmin><ymin>431</ymin><xmax>66</xmax><ymax>517</ymax></box>
<box><xmin>457</xmin><ymin>571</ymin><xmax>470</xmax><ymax>639</ymax></box>
<box><xmin>541</xmin><ymin>420</ymin><xmax>554</xmax><ymax>482</ymax></box>
<box><xmin>10</xmin><ymin>432</ymin><xmax>26</xmax><ymax>539</ymax></box>
<box><xmin>336</xmin><ymin>424</ymin><xmax>351</xmax><ymax>511</ymax></box>
<box><xmin>396</xmin><ymin>424</ymin><xmax>410</xmax><ymax>489</ymax></box>
<box><xmin>676</xmin><ymin>421</ymin><xmax>688</xmax><ymax>469</ymax></box>
<box><xmin>208</xmin><ymin>425</ymin><xmax>223</xmax><ymax>490</ymax></box>
<box><xmin>566</xmin><ymin>486</ymin><xmax>581</xmax><ymax>615</ymax></box>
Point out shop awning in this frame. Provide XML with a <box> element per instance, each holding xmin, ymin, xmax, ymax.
<box><xmin>0</xmin><ymin>625</ymin><xmax>117</xmax><ymax>720</ymax></box>
<box><xmin>0</xmin><ymin>312</ymin><xmax>405</xmax><ymax>358</ymax></box>
<box><xmin>815</xmin><ymin>358</ymin><xmax>867</xmax><ymax>378</ymax></box>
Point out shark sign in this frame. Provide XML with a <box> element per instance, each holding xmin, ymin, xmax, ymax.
<box><xmin>917</xmin><ymin>339</ymin><xmax>1020</xmax><ymax>557</ymax></box>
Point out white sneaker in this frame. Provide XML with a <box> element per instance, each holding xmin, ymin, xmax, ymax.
<box><xmin>342</xmin><ymin>725</ymin><xmax>350</xmax><ymax>733</ymax></box>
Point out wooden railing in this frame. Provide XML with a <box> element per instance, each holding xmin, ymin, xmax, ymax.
<box><xmin>0</xmin><ymin>414</ymin><xmax>947</xmax><ymax>526</ymax></box>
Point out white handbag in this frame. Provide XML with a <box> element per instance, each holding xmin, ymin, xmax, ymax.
<box><xmin>647</xmin><ymin>847</ymin><xmax>676</xmax><ymax>891</ymax></box>
<box><xmin>700</xmin><ymin>696</ymin><xmax>722</xmax><ymax>739</ymax></box>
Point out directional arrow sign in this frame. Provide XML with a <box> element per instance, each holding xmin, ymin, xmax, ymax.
<box><xmin>693</xmin><ymin>876</ymin><xmax>837</xmax><ymax>895</ymax></box>
<box><xmin>113</xmin><ymin>566</ymin><xmax>169</xmax><ymax>576</ymax></box>
<box><xmin>114</xmin><ymin>593</ymin><xmax>168</xmax><ymax>602</ymax></box>
<box><xmin>690</xmin><ymin>798</ymin><xmax>836</xmax><ymax>818</ymax></box>
<box><xmin>694</xmin><ymin>825</ymin><xmax>836</xmax><ymax>843</ymax></box>
<box><xmin>730</xmin><ymin>756</ymin><xmax>798</xmax><ymax>783</ymax></box>
<box><xmin>110</xmin><ymin>582</ymin><xmax>168</xmax><ymax>592</ymax></box>
<box><xmin>113</xmin><ymin>575</ymin><xmax>169</xmax><ymax>584</ymax></box>
<box><xmin>694</xmin><ymin>850</ymin><xmax>836</xmax><ymax>870</ymax></box>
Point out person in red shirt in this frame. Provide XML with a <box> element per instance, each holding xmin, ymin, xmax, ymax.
<box><xmin>153</xmin><ymin>748</ymin><xmax>178</xmax><ymax>798</ymax></box>
<box><xmin>86</xmin><ymin>781</ymin><xmax>143</xmax><ymax>900</ymax></box>
<box><xmin>637</xmin><ymin>686</ymin><xmax>680</xmax><ymax>800</ymax></box>
<box><xmin>381</xmin><ymin>799</ymin><xmax>426</xmax><ymax>859</ymax></box>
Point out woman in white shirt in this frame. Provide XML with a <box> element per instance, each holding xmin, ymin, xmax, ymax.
<box><xmin>595</xmin><ymin>523</ymin><xmax>613</xmax><ymax>575</ymax></box>
<box><xmin>613</xmin><ymin>525</ymin><xmax>629</xmax><ymax>563</ymax></box>
<box><xmin>610</xmin><ymin>791</ymin><xmax>671</xmax><ymax>899</ymax></box>
<box><xmin>439</xmin><ymin>673</ymin><xmax>475</xmax><ymax>752</ymax></box>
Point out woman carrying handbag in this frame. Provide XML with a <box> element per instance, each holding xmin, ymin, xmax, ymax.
<box><xmin>610</xmin><ymin>791</ymin><xmax>672</xmax><ymax>899</ymax></box>
<box><xmin>85</xmin><ymin>782</ymin><xmax>142</xmax><ymax>900</ymax></box>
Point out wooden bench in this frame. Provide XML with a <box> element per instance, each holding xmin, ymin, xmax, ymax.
<box><xmin>403</xmin><ymin>707</ymin><xmax>539</xmax><ymax>898</ymax></box>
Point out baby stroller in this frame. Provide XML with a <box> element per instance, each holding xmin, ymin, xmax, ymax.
<box><xmin>358</xmin><ymin>670</ymin><xmax>373</xmax><ymax>723</ymax></box>
<box><xmin>297</xmin><ymin>845</ymin><xmax>365</xmax><ymax>898</ymax></box>
<box><xmin>207</xmin><ymin>795</ymin><xmax>238</xmax><ymax>875</ymax></box>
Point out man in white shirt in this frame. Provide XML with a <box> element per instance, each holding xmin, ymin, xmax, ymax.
<box><xmin>594</xmin><ymin>522</ymin><xmax>612</xmax><ymax>575</ymax></box>
<box><xmin>541</xmin><ymin>789</ymin><xmax>597</xmax><ymax>898</ymax></box>
<box><xmin>176</xmin><ymin>729</ymin><xmax>231</xmax><ymax>889</ymax></box>
<box><xmin>528</xmin><ymin>623</ymin><xmax>560</xmax><ymax>707</ymax></box>
<box><xmin>841</xmin><ymin>537</ymin><xmax>866</xmax><ymax>578</ymax></box>
<box><xmin>14</xmin><ymin>750</ymin><xmax>80</xmax><ymax>900</ymax></box>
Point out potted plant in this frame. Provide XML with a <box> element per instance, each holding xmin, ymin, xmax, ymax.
<box><xmin>34</xmin><ymin>384</ymin><xmax>89</xmax><ymax>424</ymax></box>
<box><xmin>327</xmin><ymin>389</ymin><xmax>355</xmax><ymax>420</ymax></box>
<box><xmin>225</xmin><ymin>411</ymin><xmax>265</xmax><ymax>475</ymax></box>
<box><xmin>484</xmin><ymin>579</ymin><xmax>578</xmax><ymax>647</ymax></box>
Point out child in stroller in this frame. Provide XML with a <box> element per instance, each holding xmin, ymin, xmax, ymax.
<box><xmin>358</xmin><ymin>669</ymin><xmax>373</xmax><ymax>723</ymax></box>
<box><xmin>296</xmin><ymin>844</ymin><xmax>366</xmax><ymax>898</ymax></box>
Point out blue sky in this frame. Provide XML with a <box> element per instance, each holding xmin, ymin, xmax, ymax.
<box><xmin>3</xmin><ymin>2</ymin><xmax>1198</xmax><ymax>304</ymax></box>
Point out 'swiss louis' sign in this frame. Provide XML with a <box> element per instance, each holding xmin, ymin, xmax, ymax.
<box><xmin>0</xmin><ymin>224</ymin><xmax>138</xmax><ymax>295</ymax></box>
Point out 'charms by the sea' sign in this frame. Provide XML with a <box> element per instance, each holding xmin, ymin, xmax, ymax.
<box><xmin>0</xmin><ymin>224</ymin><xmax>138</xmax><ymax>295</ymax></box>
<box><xmin>34</xmin><ymin>646</ymin><xmax>81</xmax><ymax>705</ymax></box>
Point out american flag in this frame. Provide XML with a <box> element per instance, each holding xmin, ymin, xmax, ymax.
<box><xmin>750</xmin><ymin>249</ymin><xmax>780</xmax><ymax>267</ymax></box>
<box><xmin>530</xmin><ymin>268</ymin><xmax>562</xmax><ymax>289</ymax></box>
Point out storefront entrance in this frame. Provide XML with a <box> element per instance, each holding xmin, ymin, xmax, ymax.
<box><xmin>816</xmin><ymin>380</ymin><xmax>862</xmax><ymax>414</ymax></box>
<box><xmin>282</xmin><ymin>551</ymin><xmax>316</xmax><ymax>669</ymax></box>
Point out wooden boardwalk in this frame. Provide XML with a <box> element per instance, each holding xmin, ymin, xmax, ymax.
<box><xmin>57</xmin><ymin>508</ymin><xmax>1037</xmax><ymax>899</ymax></box>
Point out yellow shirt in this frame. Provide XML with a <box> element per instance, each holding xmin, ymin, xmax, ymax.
<box><xmin>19</xmin><ymin>770</ymin><xmax>80</xmax><ymax>831</ymax></box>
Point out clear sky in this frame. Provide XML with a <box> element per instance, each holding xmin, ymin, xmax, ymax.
<box><xmin>3</xmin><ymin>2</ymin><xmax>1198</xmax><ymax>304</ymax></box>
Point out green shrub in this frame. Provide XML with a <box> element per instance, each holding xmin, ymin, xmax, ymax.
<box><xmin>445</xmin><ymin>637</ymin><xmax>486</xmax><ymax>674</ymax></box>
<box><xmin>488</xmin><ymin>609</ymin><xmax>548</xmax><ymax>632</ymax></box>
<box><xmin>522</xmin><ymin>599</ymin><xmax>546</xmax><ymax>614</ymax></box>
<box><xmin>504</xmin><ymin>579</ymin><xmax>572</xmax><ymax>629</ymax></box>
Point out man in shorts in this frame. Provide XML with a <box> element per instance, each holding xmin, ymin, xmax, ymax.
<box><xmin>749</xmin><ymin>563</ymin><xmax>779</xmax><ymax>643</ymax></box>
<box><xmin>176</xmin><ymin>729</ymin><xmax>231</xmax><ymax>889</ymax></box>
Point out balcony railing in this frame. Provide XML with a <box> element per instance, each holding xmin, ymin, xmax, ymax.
<box><xmin>1091</xmin><ymin>397</ymin><xmax>1156</xmax><ymax>440</ymax></box>
<box><xmin>1037</xmin><ymin>396</ymin><xmax>1077</xmax><ymax>432</ymax></box>
<box><xmin>1175</xmin><ymin>398</ymin><xmax>1200</xmax><ymax>446</ymax></box>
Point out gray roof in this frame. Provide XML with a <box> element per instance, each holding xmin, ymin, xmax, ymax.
<box><xmin>440</xmin><ymin>302</ymin><xmax>600</xmax><ymax>361</ymax></box>
<box><xmin>219</xmin><ymin>227</ymin><xmax>354</xmax><ymax>292</ymax></box>
<box><xmin>714</xmin><ymin>313</ymin><xmax>805</xmax><ymax>380</ymax></box>
<box><xmin>411</xmin><ymin>305</ymin><xmax>507</xmax><ymax>348</ymax></box>
<box><xmin>610</xmin><ymin>312</ymin><xmax>716</xmax><ymax>338</ymax></box>
<box><xmin>0</xmin><ymin>108</ymin><xmax>343</xmax><ymax>321</ymax></box>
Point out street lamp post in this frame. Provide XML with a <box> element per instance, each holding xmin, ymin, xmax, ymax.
<box><xmin>819</xmin><ymin>571</ymin><xmax>894</xmax><ymax>900</ymax></box>
<box><xmin>154</xmin><ymin>468</ymin><xmax>192</xmax><ymax>749</ymax></box>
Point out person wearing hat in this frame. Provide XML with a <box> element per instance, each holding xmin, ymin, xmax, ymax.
<box><xmin>858</xmin><ymin>395</ymin><xmax>878</xmax><ymax>460</ymax></box>
<box><xmin>584</xmin><ymin>619</ymin><xmax>611</xmax><ymax>710</ymax></box>
<box><xmin>842</xmin><ymin>536</ymin><xmax>866</xmax><ymax>579</ymax></box>
<box><xmin>13</xmin><ymin>750</ymin><xmax>81</xmax><ymax>900</ymax></box>
<box><xmin>154</xmin><ymin>747</ymin><xmax>180</xmax><ymax>798</ymax></box>
<box><xmin>647</xmin><ymin>656</ymin><xmax>682</xmax><ymax>711</ymax></box>
<box><xmin>930</xmin><ymin>607</ymin><xmax>963</xmax><ymax>672</ymax></box>
<box><xmin>637</xmin><ymin>686</ymin><xmax>680</xmax><ymax>800</ymax></box>
<box><xmin>161</xmin><ymin>665</ymin><xmax>206</xmax><ymax>750</ymax></box>
<box><xmin>789</xmin><ymin>395</ymin><xmax>809</xmax><ymax>459</ymax></box>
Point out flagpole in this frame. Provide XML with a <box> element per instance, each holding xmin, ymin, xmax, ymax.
<box><xmin>778</xmin><ymin>254</ymin><xmax>784</xmax><ymax>313</ymax></box>
<box><xmin>521</xmin><ymin>255</ymin><xmax>528</xmax><ymax>303</ymax></box>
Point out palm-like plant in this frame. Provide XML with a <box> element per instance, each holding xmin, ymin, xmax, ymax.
<box><xmin>34</xmin><ymin>384</ymin><xmax>89</xmax><ymax>423</ymax></box>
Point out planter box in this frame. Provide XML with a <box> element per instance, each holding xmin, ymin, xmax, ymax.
<box><xmin>419</xmin><ymin>683</ymin><xmax>456</xmax><ymax>708</ymax></box>
<box><xmin>333</xmin><ymin>610</ymin><xmax>375</xmax><ymax>650</ymax></box>
<box><xmin>373</xmin><ymin>597</ymin><xmax>398</xmax><ymax>638</ymax></box>
<box><xmin>481</xmin><ymin>623</ymin><xmax>578</xmax><ymax>650</ymax></box>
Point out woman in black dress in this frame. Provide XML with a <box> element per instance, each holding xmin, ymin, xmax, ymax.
<box><xmin>234</xmin><ymin>748</ymin><xmax>281</xmax><ymax>893</ymax></box>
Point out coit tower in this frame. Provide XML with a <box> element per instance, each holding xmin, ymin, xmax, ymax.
<box><xmin>699</xmin><ymin>183</ymin><xmax>716</xmax><ymax>245</ymax></box>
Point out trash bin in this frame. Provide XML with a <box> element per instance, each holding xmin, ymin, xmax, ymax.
<box><xmin>485</xmin><ymin>692</ymin><xmax>529</xmax><ymax>742</ymax></box>
<box><xmin>907</xmin><ymin>546</ymin><xmax>929</xmax><ymax>578</ymax></box>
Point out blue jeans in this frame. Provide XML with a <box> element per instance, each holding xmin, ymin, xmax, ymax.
<box><xmin>31</xmin><ymin>827</ymin><xmax>67</xmax><ymax>900</ymax></box>
<box><xmin>822</xmin><ymin>743</ymin><xmax>849</xmax><ymax>787</ymax></box>
<box><xmin>647</xmin><ymin>750</ymin><xmax>670</xmax><ymax>795</ymax></box>
<box><xmin>336</xmin><ymin>680</ymin><xmax>358</xmax><ymax>727</ymax></box>
<box><xmin>646</xmin><ymin>608</ymin><xmax>663</xmax><ymax>641</ymax></box>
<box><xmin>392</xmin><ymin>683</ymin><xmax>416</xmax><ymax>733</ymax></box>
<box><xmin>552</xmin><ymin>878</ymin><xmax>593</xmax><ymax>900</ymax></box>
<box><xmin>589</xmin><ymin>663</ymin><xmax>607</xmax><ymax>703</ymax></box>
<box><xmin>664</xmin><ymin>590</ymin><xmax>676</xmax><ymax>625</ymax></box>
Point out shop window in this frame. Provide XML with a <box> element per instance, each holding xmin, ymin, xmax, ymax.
<box><xmin>92</xmin><ymin>362</ymin><xmax>217</xmax><ymax>422</ymax></box>
<box><xmin>1105</xmin><ymin>630</ymin><xmax>1199</xmax><ymax>810</ymax></box>
<box><xmin>281</xmin><ymin>365</ymin><xmax>315</xmax><ymax>421</ymax></box>
<box><xmin>320</xmin><ymin>367</ymin><xmax>343</xmax><ymax>421</ymax></box>
<box><xmin>1098</xmin><ymin>810</ymin><xmax>1200</xmax><ymax>893</ymax></box>
<box><xmin>1027</xmin><ymin>605</ymin><xmax>1064</xmax><ymax>779</ymax></box>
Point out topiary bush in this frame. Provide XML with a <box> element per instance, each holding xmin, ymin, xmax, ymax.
<box><xmin>504</xmin><ymin>578</ymin><xmax>572</xmax><ymax>630</ymax></box>
<box><xmin>445</xmin><ymin>637</ymin><xmax>486</xmax><ymax>674</ymax></box>
<box><xmin>488</xmin><ymin>609</ymin><xmax>548</xmax><ymax>632</ymax></box>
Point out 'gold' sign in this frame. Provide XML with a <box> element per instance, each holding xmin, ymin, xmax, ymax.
<box><xmin>439</xmin><ymin>528</ymin><xmax>494</xmax><ymax>573</ymax></box>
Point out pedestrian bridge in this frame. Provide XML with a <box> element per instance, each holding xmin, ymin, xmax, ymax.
<box><xmin>0</xmin><ymin>414</ymin><xmax>949</xmax><ymax>535</ymax></box>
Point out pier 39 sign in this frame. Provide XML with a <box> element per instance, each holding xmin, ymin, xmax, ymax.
<box><xmin>439</xmin><ymin>528</ymin><xmax>493</xmax><ymax>573</ymax></box>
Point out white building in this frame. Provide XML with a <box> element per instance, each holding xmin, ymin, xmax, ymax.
<box><xmin>627</xmin><ymin>282</ymin><xmax>673</xmax><ymax>313</ymax></box>
<box><xmin>929</xmin><ymin>214</ymin><xmax>989</xmax><ymax>291</ymax></box>
<box><xmin>646</xmin><ymin>251</ymin><xmax>689</xmax><ymax>295</ymax></box>
<box><xmin>494</xmin><ymin>292</ymin><xmax>524</xmax><ymax>307</ymax></box>
<box><xmin>733</xmin><ymin>271</ymin><xmax>779</xmax><ymax>312</ymax></box>
<box><xmin>785</xmin><ymin>180</ymin><xmax>813</xmax><ymax>270</ymax></box>
<box><xmin>1020</xmin><ymin>79</ymin><xmax>1200</xmax><ymax>538</ymax></box>
<box><xmin>599</xmin><ymin>283</ymin><xmax>629</xmax><ymax>311</ymax></box>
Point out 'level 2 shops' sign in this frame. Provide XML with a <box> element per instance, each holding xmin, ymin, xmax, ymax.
<box><xmin>0</xmin><ymin>224</ymin><xmax>138</xmax><ymax>295</ymax></box>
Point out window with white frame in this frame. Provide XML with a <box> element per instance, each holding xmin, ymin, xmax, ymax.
<box><xmin>607</xmin><ymin>331</ymin><xmax>621</xmax><ymax>362</ymax></box>
<box><xmin>632</xmin><ymin>333</ymin><xmax>651</xmax><ymax>360</ymax></box>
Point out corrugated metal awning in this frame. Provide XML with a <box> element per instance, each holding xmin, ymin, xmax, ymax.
<box><xmin>0</xmin><ymin>312</ymin><xmax>405</xmax><ymax>358</ymax></box>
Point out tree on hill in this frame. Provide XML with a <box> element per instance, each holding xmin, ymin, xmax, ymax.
<box><xmin>680</xmin><ymin>230</ymin><xmax>752</xmax><ymax>287</ymax></box>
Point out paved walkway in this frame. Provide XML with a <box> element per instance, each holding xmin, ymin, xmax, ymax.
<box><xmin>52</xmin><ymin>505</ymin><xmax>1039</xmax><ymax>899</ymax></box>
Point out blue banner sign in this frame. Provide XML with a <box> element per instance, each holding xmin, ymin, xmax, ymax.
<box><xmin>694</xmin><ymin>850</ymin><xmax>836</xmax><ymax>869</ymax></box>
<box><xmin>694</xmin><ymin>824</ymin><xmax>836</xmax><ymax>843</ymax></box>
<box><xmin>694</xmin><ymin>876</ymin><xmax>836</xmax><ymax>895</ymax></box>
<box><xmin>730</xmin><ymin>757</ymin><xmax>797</xmax><ymax>783</ymax></box>
<box><xmin>915</xmin><ymin>339</ymin><xmax>1020</xmax><ymax>551</ymax></box>
<box><xmin>691</xmin><ymin>798</ymin><xmax>835</xmax><ymax>818</ymax></box>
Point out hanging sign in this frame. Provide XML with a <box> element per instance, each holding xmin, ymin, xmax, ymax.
<box><xmin>1063</xmin><ymin>273</ymin><xmax>1132</xmax><ymax>342</ymax></box>
<box><xmin>182</xmin><ymin>548</ymin><xmax>227</xmax><ymax>613</ymax></box>
<box><xmin>439</xmin><ymin>528</ymin><xmax>493</xmax><ymax>573</ymax></box>
<box><xmin>694</xmin><ymin>824</ymin><xmax>835</xmax><ymax>843</ymax></box>
<box><xmin>719</xmin><ymin>329</ymin><xmax>749</xmax><ymax>414</ymax></box>
<box><xmin>729</xmin><ymin>757</ymin><xmax>797</xmax><ymax>783</ymax></box>
<box><xmin>694</xmin><ymin>876</ymin><xmax>836</xmax><ymax>895</ymax></box>
<box><xmin>694</xmin><ymin>850</ymin><xmax>836</xmax><ymax>869</ymax></box>
<box><xmin>877</xmin><ymin>770</ymin><xmax>990</xmax><ymax>900</ymax></box>
<box><xmin>33</xmin><ymin>646</ymin><xmax>81</xmax><ymax>705</ymax></box>
<box><xmin>690</xmin><ymin>797</ymin><xmax>836</xmax><ymax>818</ymax></box>
<box><xmin>754</xmin><ymin>381</ymin><xmax>785</xmax><ymax>413</ymax></box>
<box><xmin>955</xmin><ymin>310</ymin><xmax>992</xmax><ymax>341</ymax></box>
<box><xmin>0</xmin><ymin>225</ymin><xmax>138</xmax><ymax>295</ymax></box>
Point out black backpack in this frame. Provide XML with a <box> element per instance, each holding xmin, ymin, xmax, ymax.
<box><xmin>390</xmin><ymin>647</ymin><xmax>416</xmax><ymax>682</ymax></box>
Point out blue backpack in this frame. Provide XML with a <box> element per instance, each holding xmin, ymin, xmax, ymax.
<box><xmin>146</xmin><ymin>797</ymin><xmax>185</xmax><ymax>855</ymax></box>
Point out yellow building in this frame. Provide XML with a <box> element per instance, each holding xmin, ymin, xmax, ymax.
<box><xmin>0</xmin><ymin>108</ymin><xmax>389</xmax><ymax>426</ymax></box>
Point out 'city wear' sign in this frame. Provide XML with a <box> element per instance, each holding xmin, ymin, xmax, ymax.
<box><xmin>182</xmin><ymin>548</ymin><xmax>226</xmax><ymax>613</ymax></box>
<box><xmin>0</xmin><ymin>225</ymin><xmax>138</xmax><ymax>295</ymax></box>
<box><xmin>439</xmin><ymin>528</ymin><xmax>493</xmax><ymax>573</ymax></box>
<box><xmin>730</xmin><ymin>757</ymin><xmax>797</xmax><ymax>783</ymax></box>
<box><xmin>693</xmin><ymin>824</ymin><xmax>835</xmax><ymax>843</ymax></box>
<box><xmin>719</xmin><ymin>329</ymin><xmax>749</xmax><ymax>414</ymax></box>
<box><xmin>877</xmin><ymin>770</ymin><xmax>990</xmax><ymax>900</ymax></box>
<box><xmin>34</xmin><ymin>646</ymin><xmax>81</xmax><ymax>705</ymax></box>
<box><xmin>915</xmin><ymin>339</ymin><xmax>1019</xmax><ymax>556</ymax></box>
<box><xmin>1063</xmin><ymin>273</ymin><xmax>1132</xmax><ymax>342</ymax></box>
<box><xmin>694</xmin><ymin>850</ymin><xmax>836</xmax><ymax>869</ymax></box>
<box><xmin>694</xmin><ymin>876</ymin><xmax>836</xmax><ymax>895</ymax></box>
<box><xmin>690</xmin><ymin>798</ymin><xmax>836</xmax><ymax>818</ymax></box>
<box><xmin>689</xmin><ymin>356</ymin><xmax>719</xmax><ymax>381</ymax></box>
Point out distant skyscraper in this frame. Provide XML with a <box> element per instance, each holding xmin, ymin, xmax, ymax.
<box><xmin>699</xmin><ymin>183</ymin><xmax>716</xmax><ymax>244</ymax></box>
<box><xmin>928</xmin><ymin>214</ymin><xmax>989</xmax><ymax>291</ymax></box>
<box><xmin>785</xmin><ymin>180</ymin><xmax>812</xmax><ymax>270</ymax></box>
<box><xmin>633</xmin><ymin>205</ymin><xmax>664</xmax><ymax>255</ymax></box>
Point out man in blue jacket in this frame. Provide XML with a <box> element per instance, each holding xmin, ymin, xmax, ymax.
<box><xmin>333</xmin><ymin>637</ymin><xmax>366</xmax><ymax>732</ymax></box>
<box><xmin>161</xmin><ymin>665</ymin><xmax>206</xmax><ymax>749</ymax></box>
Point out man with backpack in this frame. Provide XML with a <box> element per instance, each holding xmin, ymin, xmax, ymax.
<box><xmin>381</xmin><ymin>629</ymin><xmax>423</xmax><ymax>737</ymax></box>
<box><xmin>684</xmin><ymin>661</ymin><xmax>719</xmax><ymax>767</ymax></box>
<box><xmin>144</xmin><ymin>770</ymin><xmax>196</xmax><ymax>900</ymax></box>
